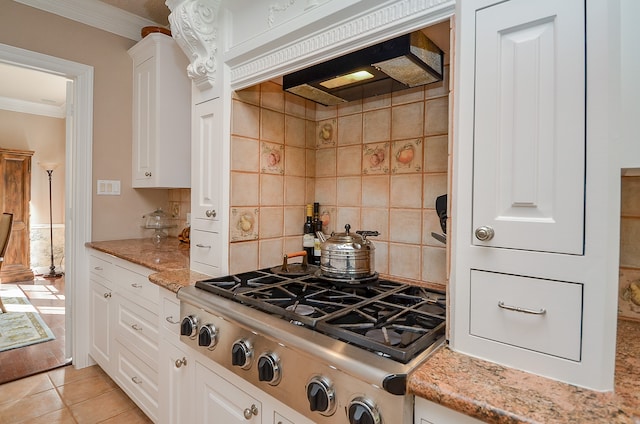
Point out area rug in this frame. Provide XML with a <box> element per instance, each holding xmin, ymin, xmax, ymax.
<box><xmin>0</xmin><ymin>287</ymin><xmax>55</xmax><ymax>352</ymax></box>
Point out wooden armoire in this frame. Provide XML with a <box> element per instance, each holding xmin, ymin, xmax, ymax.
<box><xmin>0</xmin><ymin>148</ymin><xmax>34</xmax><ymax>282</ymax></box>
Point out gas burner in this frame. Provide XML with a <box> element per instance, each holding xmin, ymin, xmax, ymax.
<box><xmin>194</xmin><ymin>269</ymin><xmax>445</xmax><ymax>363</ymax></box>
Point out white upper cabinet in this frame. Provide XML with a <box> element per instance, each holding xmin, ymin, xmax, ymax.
<box><xmin>472</xmin><ymin>0</ymin><xmax>585</xmax><ymax>254</ymax></box>
<box><xmin>129</xmin><ymin>33</ymin><xmax>191</xmax><ymax>188</ymax></box>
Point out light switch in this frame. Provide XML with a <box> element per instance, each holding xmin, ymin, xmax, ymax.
<box><xmin>97</xmin><ymin>180</ymin><xmax>121</xmax><ymax>195</ymax></box>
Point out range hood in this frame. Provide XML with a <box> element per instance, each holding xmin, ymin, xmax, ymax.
<box><xmin>283</xmin><ymin>31</ymin><xmax>444</xmax><ymax>106</ymax></box>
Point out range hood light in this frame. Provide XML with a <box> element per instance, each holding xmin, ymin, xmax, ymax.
<box><xmin>319</xmin><ymin>70</ymin><xmax>375</xmax><ymax>89</ymax></box>
<box><xmin>283</xmin><ymin>31</ymin><xmax>444</xmax><ymax>106</ymax></box>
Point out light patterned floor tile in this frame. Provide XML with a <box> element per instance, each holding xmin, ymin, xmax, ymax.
<box><xmin>0</xmin><ymin>388</ymin><xmax>65</xmax><ymax>423</ymax></box>
<box><xmin>69</xmin><ymin>388</ymin><xmax>136</xmax><ymax>424</ymax></box>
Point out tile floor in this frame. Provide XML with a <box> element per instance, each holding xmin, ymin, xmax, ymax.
<box><xmin>0</xmin><ymin>276</ymin><xmax>69</xmax><ymax>384</ymax></box>
<box><xmin>0</xmin><ymin>364</ymin><xmax>152</xmax><ymax>423</ymax></box>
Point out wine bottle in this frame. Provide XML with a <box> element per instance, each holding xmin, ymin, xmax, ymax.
<box><xmin>312</xmin><ymin>202</ymin><xmax>322</xmax><ymax>265</ymax></box>
<box><xmin>302</xmin><ymin>204</ymin><xmax>314</xmax><ymax>261</ymax></box>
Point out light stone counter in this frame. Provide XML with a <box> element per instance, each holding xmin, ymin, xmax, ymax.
<box><xmin>409</xmin><ymin>319</ymin><xmax>640</xmax><ymax>423</ymax></box>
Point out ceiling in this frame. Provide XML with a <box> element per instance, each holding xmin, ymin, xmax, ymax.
<box><xmin>0</xmin><ymin>0</ymin><xmax>170</xmax><ymax>117</ymax></box>
<box><xmin>98</xmin><ymin>0</ymin><xmax>171</xmax><ymax>26</ymax></box>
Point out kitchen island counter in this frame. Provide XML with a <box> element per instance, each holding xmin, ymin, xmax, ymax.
<box><xmin>409</xmin><ymin>319</ymin><xmax>640</xmax><ymax>423</ymax></box>
<box><xmin>86</xmin><ymin>237</ymin><xmax>206</xmax><ymax>292</ymax></box>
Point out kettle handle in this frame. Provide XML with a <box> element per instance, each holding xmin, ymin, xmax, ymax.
<box><xmin>356</xmin><ymin>230</ymin><xmax>379</xmax><ymax>240</ymax></box>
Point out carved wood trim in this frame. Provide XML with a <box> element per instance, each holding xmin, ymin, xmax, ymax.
<box><xmin>166</xmin><ymin>0</ymin><xmax>221</xmax><ymax>90</ymax></box>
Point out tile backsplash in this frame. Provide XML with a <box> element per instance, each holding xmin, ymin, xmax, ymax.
<box><xmin>619</xmin><ymin>175</ymin><xmax>640</xmax><ymax>320</ymax></box>
<box><xmin>229</xmin><ymin>69</ymin><xmax>450</xmax><ymax>286</ymax></box>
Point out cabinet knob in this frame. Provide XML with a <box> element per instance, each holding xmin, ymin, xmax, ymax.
<box><xmin>243</xmin><ymin>404</ymin><xmax>258</xmax><ymax>420</ymax></box>
<box><xmin>103</xmin><ymin>292</ymin><xmax>111</xmax><ymax>299</ymax></box>
<box><xmin>174</xmin><ymin>357</ymin><xmax>188</xmax><ymax>368</ymax></box>
<box><xmin>205</xmin><ymin>209</ymin><xmax>217</xmax><ymax>218</ymax></box>
<box><xmin>475</xmin><ymin>226</ymin><xmax>495</xmax><ymax>241</ymax></box>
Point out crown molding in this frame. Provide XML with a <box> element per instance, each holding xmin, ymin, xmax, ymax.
<box><xmin>13</xmin><ymin>0</ymin><xmax>162</xmax><ymax>41</ymax></box>
<box><xmin>227</xmin><ymin>0</ymin><xmax>455</xmax><ymax>89</ymax></box>
<box><xmin>0</xmin><ymin>96</ymin><xmax>66</xmax><ymax>118</ymax></box>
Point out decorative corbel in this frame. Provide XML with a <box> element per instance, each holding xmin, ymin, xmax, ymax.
<box><xmin>166</xmin><ymin>0</ymin><xmax>221</xmax><ymax>90</ymax></box>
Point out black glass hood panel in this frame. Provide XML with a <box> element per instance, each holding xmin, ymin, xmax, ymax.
<box><xmin>283</xmin><ymin>31</ymin><xmax>444</xmax><ymax>106</ymax></box>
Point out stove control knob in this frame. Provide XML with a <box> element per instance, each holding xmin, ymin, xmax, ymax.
<box><xmin>180</xmin><ymin>315</ymin><xmax>198</xmax><ymax>340</ymax></box>
<box><xmin>257</xmin><ymin>352</ymin><xmax>281</xmax><ymax>385</ymax></box>
<box><xmin>231</xmin><ymin>339</ymin><xmax>253</xmax><ymax>369</ymax></box>
<box><xmin>306</xmin><ymin>376</ymin><xmax>336</xmax><ymax>416</ymax></box>
<box><xmin>198</xmin><ymin>324</ymin><xmax>218</xmax><ymax>350</ymax></box>
<box><xmin>348</xmin><ymin>397</ymin><xmax>381</xmax><ymax>424</ymax></box>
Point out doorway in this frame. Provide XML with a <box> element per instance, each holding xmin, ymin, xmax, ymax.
<box><xmin>0</xmin><ymin>43</ymin><xmax>94</xmax><ymax>373</ymax></box>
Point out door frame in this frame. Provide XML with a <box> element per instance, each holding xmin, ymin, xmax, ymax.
<box><xmin>0</xmin><ymin>43</ymin><xmax>94</xmax><ymax>368</ymax></box>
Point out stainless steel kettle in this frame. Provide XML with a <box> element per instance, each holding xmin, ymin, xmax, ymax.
<box><xmin>318</xmin><ymin>224</ymin><xmax>379</xmax><ymax>280</ymax></box>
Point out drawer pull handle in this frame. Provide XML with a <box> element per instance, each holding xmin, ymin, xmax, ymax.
<box><xmin>94</xmin><ymin>266</ymin><xmax>103</xmax><ymax>271</ymax></box>
<box><xmin>175</xmin><ymin>357</ymin><xmax>188</xmax><ymax>368</ymax></box>
<box><xmin>132</xmin><ymin>376</ymin><xmax>143</xmax><ymax>384</ymax></box>
<box><xmin>205</xmin><ymin>209</ymin><xmax>217</xmax><ymax>218</ymax></box>
<box><xmin>243</xmin><ymin>404</ymin><xmax>258</xmax><ymax>420</ymax></box>
<box><xmin>131</xmin><ymin>324</ymin><xmax>143</xmax><ymax>331</ymax></box>
<box><xmin>498</xmin><ymin>301</ymin><xmax>546</xmax><ymax>315</ymax></box>
<box><xmin>165</xmin><ymin>316</ymin><xmax>179</xmax><ymax>325</ymax></box>
<box><xmin>103</xmin><ymin>292</ymin><xmax>112</xmax><ymax>299</ymax></box>
<box><xmin>196</xmin><ymin>244</ymin><xmax>211</xmax><ymax>249</ymax></box>
<box><xmin>131</xmin><ymin>283</ymin><xmax>143</xmax><ymax>288</ymax></box>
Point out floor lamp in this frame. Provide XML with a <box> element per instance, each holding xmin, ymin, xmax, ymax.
<box><xmin>40</xmin><ymin>162</ymin><xmax>63</xmax><ymax>280</ymax></box>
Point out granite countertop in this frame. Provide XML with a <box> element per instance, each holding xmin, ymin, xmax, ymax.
<box><xmin>86</xmin><ymin>238</ymin><xmax>640</xmax><ymax>423</ymax></box>
<box><xmin>409</xmin><ymin>319</ymin><xmax>640</xmax><ymax>424</ymax></box>
<box><xmin>86</xmin><ymin>237</ymin><xmax>208</xmax><ymax>293</ymax></box>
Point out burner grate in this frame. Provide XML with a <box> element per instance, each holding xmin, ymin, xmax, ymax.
<box><xmin>195</xmin><ymin>270</ymin><xmax>446</xmax><ymax>363</ymax></box>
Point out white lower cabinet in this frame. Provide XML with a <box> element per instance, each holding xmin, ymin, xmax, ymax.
<box><xmin>415</xmin><ymin>396</ymin><xmax>483</xmax><ymax>424</ymax></box>
<box><xmin>191</xmin><ymin>356</ymin><xmax>313</xmax><ymax>424</ymax></box>
<box><xmin>89</xmin><ymin>276</ymin><xmax>112</xmax><ymax>370</ymax></box>
<box><xmin>87</xmin><ymin>249</ymin><xmax>160</xmax><ymax>423</ymax></box>
<box><xmin>89</xmin><ymin>250</ymin><xmax>313</xmax><ymax>424</ymax></box>
<box><xmin>114</xmin><ymin>341</ymin><xmax>160</xmax><ymax>421</ymax></box>
<box><xmin>159</xmin><ymin>289</ymin><xmax>193</xmax><ymax>424</ymax></box>
<box><xmin>195</xmin><ymin>360</ymin><xmax>261</xmax><ymax>424</ymax></box>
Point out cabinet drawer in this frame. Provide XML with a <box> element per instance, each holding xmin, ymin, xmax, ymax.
<box><xmin>190</xmin><ymin>229</ymin><xmax>221</xmax><ymax>269</ymax></box>
<box><xmin>470</xmin><ymin>270</ymin><xmax>583</xmax><ymax>361</ymax></box>
<box><xmin>89</xmin><ymin>254</ymin><xmax>113</xmax><ymax>280</ymax></box>
<box><xmin>160</xmin><ymin>290</ymin><xmax>181</xmax><ymax>337</ymax></box>
<box><xmin>115</xmin><ymin>296</ymin><xmax>159</xmax><ymax>364</ymax></box>
<box><xmin>112</xmin><ymin>264</ymin><xmax>159</xmax><ymax>308</ymax></box>
<box><xmin>115</xmin><ymin>342</ymin><xmax>159</xmax><ymax>422</ymax></box>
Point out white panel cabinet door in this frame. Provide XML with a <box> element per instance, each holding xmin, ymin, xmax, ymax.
<box><xmin>472</xmin><ymin>0</ymin><xmax>585</xmax><ymax>254</ymax></box>
<box><xmin>89</xmin><ymin>277</ymin><xmax>112</xmax><ymax>371</ymax></box>
<box><xmin>194</xmin><ymin>361</ymin><xmax>261</xmax><ymax>424</ymax></box>
<box><xmin>129</xmin><ymin>33</ymin><xmax>191</xmax><ymax>188</ymax></box>
<box><xmin>191</xmin><ymin>98</ymin><xmax>222</xmax><ymax>232</ymax></box>
<box><xmin>159</xmin><ymin>339</ymin><xmax>193</xmax><ymax>424</ymax></box>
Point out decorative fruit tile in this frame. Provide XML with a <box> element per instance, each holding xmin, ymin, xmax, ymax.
<box><xmin>319</xmin><ymin>207</ymin><xmax>335</xmax><ymax>234</ymax></box>
<box><xmin>316</xmin><ymin>119</ymin><xmax>337</xmax><ymax>148</ymax></box>
<box><xmin>362</xmin><ymin>142</ymin><xmax>389</xmax><ymax>175</ymax></box>
<box><xmin>619</xmin><ymin>267</ymin><xmax>640</xmax><ymax>319</ymax></box>
<box><xmin>260</xmin><ymin>142</ymin><xmax>284</xmax><ymax>174</ymax></box>
<box><xmin>230</xmin><ymin>208</ymin><xmax>259</xmax><ymax>242</ymax></box>
<box><xmin>391</xmin><ymin>138</ymin><xmax>423</xmax><ymax>173</ymax></box>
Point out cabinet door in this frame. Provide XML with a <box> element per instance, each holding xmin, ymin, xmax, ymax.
<box><xmin>89</xmin><ymin>277</ymin><xmax>112</xmax><ymax>370</ymax></box>
<box><xmin>159</xmin><ymin>339</ymin><xmax>193</xmax><ymax>424</ymax></box>
<box><xmin>472</xmin><ymin>0</ymin><xmax>584</xmax><ymax>254</ymax></box>
<box><xmin>191</xmin><ymin>98</ymin><xmax>222</xmax><ymax>231</ymax></box>
<box><xmin>132</xmin><ymin>56</ymin><xmax>156</xmax><ymax>186</ymax></box>
<box><xmin>194</xmin><ymin>361</ymin><xmax>261</xmax><ymax>424</ymax></box>
<box><xmin>414</xmin><ymin>396</ymin><xmax>483</xmax><ymax>424</ymax></box>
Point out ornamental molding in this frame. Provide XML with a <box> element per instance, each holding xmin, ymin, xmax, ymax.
<box><xmin>166</xmin><ymin>0</ymin><xmax>221</xmax><ymax>90</ymax></box>
<box><xmin>229</xmin><ymin>0</ymin><xmax>454</xmax><ymax>89</ymax></box>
